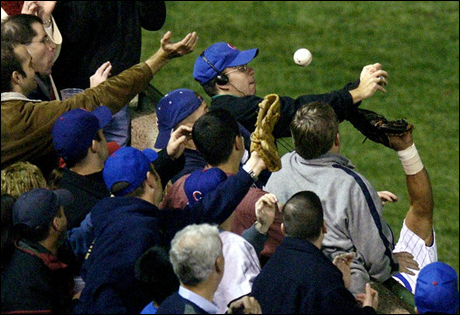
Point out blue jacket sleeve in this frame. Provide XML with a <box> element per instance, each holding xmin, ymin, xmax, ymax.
<box><xmin>157</xmin><ymin>170</ymin><xmax>254</xmax><ymax>244</ymax></box>
<box><xmin>66</xmin><ymin>213</ymin><xmax>94</xmax><ymax>263</ymax></box>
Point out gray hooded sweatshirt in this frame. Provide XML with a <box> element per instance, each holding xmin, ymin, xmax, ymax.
<box><xmin>265</xmin><ymin>152</ymin><xmax>398</xmax><ymax>295</ymax></box>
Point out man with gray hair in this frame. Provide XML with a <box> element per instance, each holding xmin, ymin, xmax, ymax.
<box><xmin>157</xmin><ymin>223</ymin><xmax>262</xmax><ymax>314</ymax></box>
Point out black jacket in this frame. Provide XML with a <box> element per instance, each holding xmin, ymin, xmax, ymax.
<box><xmin>1</xmin><ymin>239</ymin><xmax>76</xmax><ymax>314</ymax></box>
<box><xmin>52</xmin><ymin>1</ymin><xmax>166</xmax><ymax>90</ymax></box>
<box><xmin>251</xmin><ymin>237</ymin><xmax>376</xmax><ymax>314</ymax></box>
<box><xmin>210</xmin><ymin>81</ymin><xmax>360</xmax><ymax>140</ymax></box>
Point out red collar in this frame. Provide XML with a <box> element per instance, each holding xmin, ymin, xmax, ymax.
<box><xmin>16</xmin><ymin>241</ymin><xmax>68</xmax><ymax>271</ymax></box>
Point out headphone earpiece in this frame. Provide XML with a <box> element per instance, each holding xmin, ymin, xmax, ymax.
<box><xmin>200</xmin><ymin>52</ymin><xmax>228</xmax><ymax>85</ymax></box>
<box><xmin>215</xmin><ymin>73</ymin><xmax>229</xmax><ymax>85</ymax></box>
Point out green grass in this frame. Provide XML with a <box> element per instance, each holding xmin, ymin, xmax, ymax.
<box><xmin>141</xmin><ymin>1</ymin><xmax>459</xmax><ymax>277</ymax></box>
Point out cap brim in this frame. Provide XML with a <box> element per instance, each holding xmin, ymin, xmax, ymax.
<box><xmin>54</xmin><ymin>189</ymin><xmax>73</xmax><ymax>207</ymax></box>
<box><xmin>154</xmin><ymin>129</ymin><xmax>172</xmax><ymax>149</ymax></box>
<box><xmin>92</xmin><ymin>106</ymin><xmax>113</xmax><ymax>129</ymax></box>
<box><xmin>227</xmin><ymin>48</ymin><xmax>259</xmax><ymax>67</ymax></box>
<box><xmin>142</xmin><ymin>149</ymin><xmax>159</xmax><ymax>162</ymax></box>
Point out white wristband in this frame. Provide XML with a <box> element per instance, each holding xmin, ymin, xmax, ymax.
<box><xmin>397</xmin><ymin>143</ymin><xmax>424</xmax><ymax>175</ymax></box>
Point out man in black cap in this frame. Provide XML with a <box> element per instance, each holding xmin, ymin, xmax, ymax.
<box><xmin>1</xmin><ymin>188</ymin><xmax>76</xmax><ymax>314</ymax></box>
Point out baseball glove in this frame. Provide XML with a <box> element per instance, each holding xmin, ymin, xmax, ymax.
<box><xmin>353</xmin><ymin>108</ymin><xmax>414</xmax><ymax>148</ymax></box>
<box><xmin>250</xmin><ymin>94</ymin><xmax>282</xmax><ymax>172</ymax></box>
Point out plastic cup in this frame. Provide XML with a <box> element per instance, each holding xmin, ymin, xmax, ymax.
<box><xmin>60</xmin><ymin>88</ymin><xmax>84</xmax><ymax>100</ymax></box>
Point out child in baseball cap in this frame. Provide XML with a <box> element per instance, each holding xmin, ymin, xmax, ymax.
<box><xmin>414</xmin><ymin>261</ymin><xmax>459</xmax><ymax>314</ymax></box>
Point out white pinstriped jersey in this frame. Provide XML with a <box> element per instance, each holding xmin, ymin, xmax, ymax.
<box><xmin>392</xmin><ymin>219</ymin><xmax>437</xmax><ymax>294</ymax></box>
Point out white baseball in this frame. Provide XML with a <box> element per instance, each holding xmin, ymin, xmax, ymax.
<box><xmin>293</xmin><ymin>48</ymin><xmax>312</xmax><ymax>67</ymax></box>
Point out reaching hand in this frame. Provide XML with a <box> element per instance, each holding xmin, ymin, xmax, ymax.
<box><xmin>160</xmin><ymin>31</ymin><xmax>198</xmax><ymax>59</ymax></box>
<box><xmin>377</xmin><ymin>191</ymin><xmax>398</xmax><ymax>206</ymax></box>
<box><xmin>90</xmin><ymin>62</ymin><xmax>112</xmax><ymax>88</ymax></box>
<box><xmin>166</xmin><ymin>125</ymin><xmax>192</xmax><ymax>160</ymax></box>
<box><xmin>350</xmin><ymin>63</ymin><xmax>388</xmax><ymax>103</ymax></box>
<box><xmin>388</xmin><ymin>130</ymin><xmax>414</xmax><ymax>152</ymax></box>
<box><xmin>22</xmin><ymin>1</ymin><xmax>57</xmax><ymax>23</ymax></box>
<box><xmin>254</xmin><ymin>193</ymin><xmax>278</xmax><ymax>235</ymax></box>
<box><xmin>333</xmin><ymin>252</ymin><xmax>354</xmax><ymax>289</ymax></box>
<box><xmin>394</xmin><ymin>251</ymin><xmax>420</xmax><ymax>276</ymax></box>
<box><xmin>244</xmin><ymin>151</ymin><xmax>267</xmax><ymax>177</ymax></box>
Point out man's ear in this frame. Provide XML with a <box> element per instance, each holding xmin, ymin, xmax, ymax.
<box><xmin>52</xmin><ymin>213</ymin><xmax>65</xmax><ymax>233</ymax></box>
<box><xmin>281</xmin><ymin>222</ymin><xmax>286</xmax><ymax>236</ymax></box>
<box><xmin>145</xmin><ymin>171</ymin><xmax>156</xmax><ymax>189</ymax></box>
<box><xmin>215</xmin><ymin>255</ymin><xmax>224</xmax><ymax>274</ymax></box>
<box><xmin>90</xmin><ymin>139</ymin><xmax>99</xmax><ymax>153</ymax></box>
<box><xmin>335</xmin><ymin>132</ymin><xmax>340</xmax><ymax>147</ymax></box>
<box><xmin>235</xmin><ymin>135</ymin><xmax>244</xmax><ymax>151</ymax></box>
<box><xmin>52</xmin><ymin>216</ymin><xmax>60</xmax><ymax>231</ymax></box>
<box><xmin>11</xmin><ymin>70</ymin><xmax>23</xmax><ymax>85</ymax></box>
<box><xmin>322</xmin><ymin>220</ymin><xmax>327</xmax><ymax>234</ymax></box>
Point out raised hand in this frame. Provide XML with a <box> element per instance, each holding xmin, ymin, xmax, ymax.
<box><xmin>350</xmin><ymin>63</ymin><xmax>389</xmax><ymax>103</ymax></box>
<box><xmin>166</xmin><ymin>125</ymin><xmax>192</xmax><ymax>160</ymax></box>
<box><xmin>90</xmin><ymin>61</ymin><xmax>112</xmax><ymax>88</ymax></box>
<box><xmin>254</xmin><ymin>193</ymin><xmax>278</xmax><ymax>234</ymax></box>
<box><xmin>377</xmin><ymin>191</ymin><xmax>398</xmax><ymax>206</ymax></box>
<box><xmin>160</xmin><ymin>31</ymin><xmax>198</xmax><ymax>59</ymax></box>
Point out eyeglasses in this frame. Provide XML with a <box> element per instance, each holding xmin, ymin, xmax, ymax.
<box><xmin>224</xmin><ymin>64</ymin><xmax>249</xmax><ymax>75</ymax></box>
<box><xmin>25</xmin><ymin>36</ymin><xmax>52</xmax><ymax>48</ymax></box>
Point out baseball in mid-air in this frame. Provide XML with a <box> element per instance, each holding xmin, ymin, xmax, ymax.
<box><xmin>293</xmin><ymin>48</ymin><xmax>312</xmax><ymax>66</ymax></box>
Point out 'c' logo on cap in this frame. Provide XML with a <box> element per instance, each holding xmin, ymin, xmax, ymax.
<box><xmin>227</xmin><ymin>43</ymin><xmax>237</xmax><ymax>50</ymax></box>
<box><xmin>192</xmin><ymin>191</ymin><xmax>202</xmax><ymax>202</ymax></box>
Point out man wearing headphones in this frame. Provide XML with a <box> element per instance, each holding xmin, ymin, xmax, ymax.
<box><xmin>193</xmin><ymin>42</ymin><xmax>389</xmax><ymax>149</ymax></box>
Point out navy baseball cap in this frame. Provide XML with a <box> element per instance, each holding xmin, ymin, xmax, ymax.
<box><xmin>103</xmin><ymin>146</ymin><xmax>159</xmax><ymax>196</ymax></box>
<box><xmin>52</xmin><ymin>107</ymin><xmax>113</xmax><ymax>162</ymax></box>
<box><xmin>184</xmin><ymin>168</ymin><xmax>227</xmax><ymax>205</ymax></box>
<box><xmin>13</xmin><ymin>188</ymin><xmax>73</xmax><ymax>228</ymax></box>
<box><xmin>155</xmin><ymin>89</ymin><xmax>204</xmax><ymax>149</ymax></box>
<box><xmin>193</xmin><ymin>42</ymin><xmax>259</xmax><ymax>85</ymax></box>
<box><xmin>415</xmin><ymin>262</ymin><xmax>459</xmax><ymax>314</ymax></box>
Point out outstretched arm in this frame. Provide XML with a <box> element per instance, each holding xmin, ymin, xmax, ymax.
<box><xmin>144</xmin><ymin>31</ymin><xmax>198</xmax><ymax>76</ymax></box>
<box><xmin>389</xmin><ymin>132</ymin><xmax>434</xmax><ymax>246</ymax></box>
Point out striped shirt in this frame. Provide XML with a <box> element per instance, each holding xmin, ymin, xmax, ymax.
<box><xmin>392</xmin><ymin>220</ymin><xmax>437</xmax><ymax>293</ymax></box>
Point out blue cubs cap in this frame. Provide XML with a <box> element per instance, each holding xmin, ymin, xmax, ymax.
<box><xmin>193</xmin><ymin>42</ymin><xmax>259</xmax><ymax>85</ymax></box>
<box><xmin>415</xmin><ymin>262</ymin><xmax>459</xmax><ymax>314</ymax></box>
<box><xmin>103</xmin><ymin>146</ymin><xmax>159</xmax><ymax>196</ymax></box>
<box><xmin>52</xmin><ymin>107</ymin><xmax>113</xmax><ymax>162</ymax></box>
<box><xmin>184</xmin><ymin>168</ymin><xmax>227</xmax><ymax>205</ymax></box>
<box><xmin>155</xmin><ymin>89</ymin><xmax>204</xmax><ymax>149</ymax></box>
<box><xmin>13</xmin><ymin>188</ymin><xmax>73</xmax><ymax>229</ymax></box>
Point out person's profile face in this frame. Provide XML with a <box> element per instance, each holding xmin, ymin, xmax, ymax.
<box><xmin>24</xmin><ymin>22</ymin><xmax>55</xmax><ymax>76</ymax></box>
<box><xmin>223</xmin><ymin>64</ymin><xmax>256</xmax><ymax>96</ymax></box>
